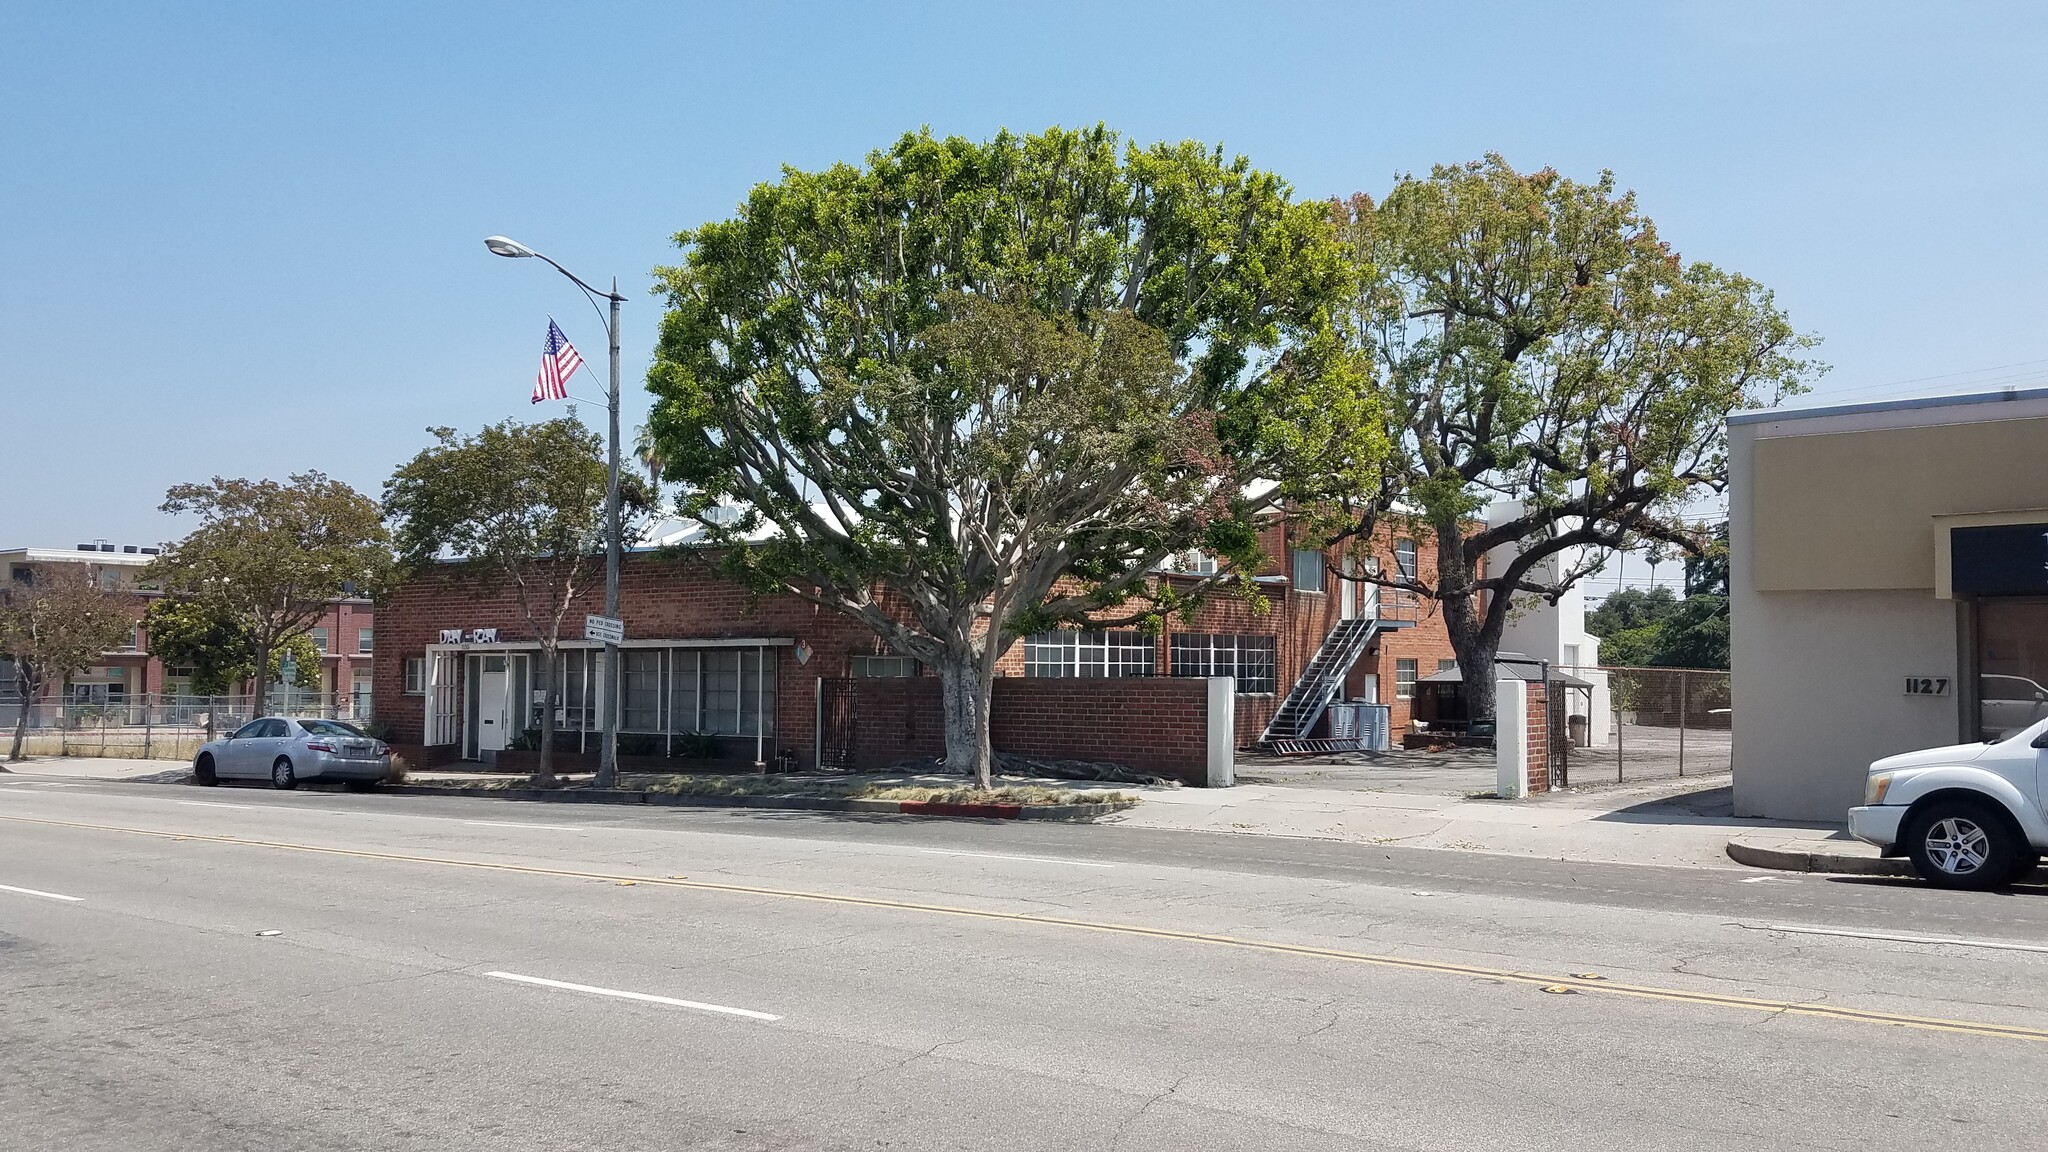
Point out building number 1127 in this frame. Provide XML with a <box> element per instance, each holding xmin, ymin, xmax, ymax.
<box><xmin>1904</xmin><ymin>677</ymin><xmax>1950</xmax><ymax>696</ymax></box>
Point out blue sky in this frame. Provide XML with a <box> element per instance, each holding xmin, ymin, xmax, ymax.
<box><xmin>5</xmin><ymin>1</ymin><xmax>2046</xmax><ymax>570</ymax></box>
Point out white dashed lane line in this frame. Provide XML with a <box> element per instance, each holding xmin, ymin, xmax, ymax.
<box><xmin>0</xmin><ymin>882</ymin><xmax>84</xmax><ymax>902</ymax></box>
<box><xmin>482</xmin><ymin>971</ymin><xmax>780</xmax><ymax>1021</ymax></box>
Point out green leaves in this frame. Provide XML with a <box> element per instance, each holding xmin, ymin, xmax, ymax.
<box><xmin>645</xmin><ymin>124</ymin><xmax>1363</xmax><ymax>668</ymax></box>
<box><xmin>0</xmin><ymin>564</ymin><xmax>135</xmax><ymax>701</ymax></box>
<box><xmin>383</xmin><ymin>415</ymin><xmax>638</xmax><ymax>578</ymax></box>
<box><xmin>1328</xmin><ymin>154</ymin><xmax>1822</xmax><ymax>586</ymax></box>
<box><xmin>143</xmin><ymin>472</ymin><xmax>391</xmax><ymax>714</ymax></box>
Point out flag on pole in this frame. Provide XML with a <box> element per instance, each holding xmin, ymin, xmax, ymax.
<box><xmin>533</xmin><ymin>318</ymin><xmax>583</xmax><ymax>403</ymax></box>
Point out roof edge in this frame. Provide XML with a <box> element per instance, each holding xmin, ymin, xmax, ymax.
<box><xmin>1728</xmin><ymin>385</ymin><xmax>2048</xmax><ymax>427</ymax></box>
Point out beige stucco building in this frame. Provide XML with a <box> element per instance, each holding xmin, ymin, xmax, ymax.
<box><xmin>1730</xmin><ymin>389</ymin><xmax>2048</xmax><ymax>821</ymax></box>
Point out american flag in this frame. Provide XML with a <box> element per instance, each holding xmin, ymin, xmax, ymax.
<box><xmin>532</xmin><ymin>318</ymin><xmax>583</xmax><ymax>403</ymax></box>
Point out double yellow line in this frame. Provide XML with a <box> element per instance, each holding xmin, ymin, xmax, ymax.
<box><xmin>10</xmin><ymin>811</ymin><xmax>2047</xmax><ymax>1044</ymax></box>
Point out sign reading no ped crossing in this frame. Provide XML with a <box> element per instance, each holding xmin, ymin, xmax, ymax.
<box><xmin>584</xmin><ymin>614</ymin><xmax>625</xmax><ymax>645</ymax></box>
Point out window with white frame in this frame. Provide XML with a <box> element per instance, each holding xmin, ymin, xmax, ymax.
<box><xmin>1291</xmin><ymin>548</ymin><xmax>1325</xmax><ymax>593</ymax></box>
<box><xmin>1395</xmin><ymin>658</ymin><xmax>1418</xmax><ymax>699</ymax></box>
<box><xmin>1023</xmin><ymin>631</ymin><xmax>1156</xmax><ymax>678</ymax></box>
<box><xmin>357</xmin><ymin>627</ymin><xmax>374</xmax><ymax>653</ymax></box>
<box><xmin>1437</xmin><ymin>659</ymin><xmax>1458</xmax><ymax>673</ymax></box>
<box><xmin>1169</xmin><ymin>634</ymin><xmax>1277</xmax><ymax>694</ymax></box>
<box><xmin>311</xmin><ymin>627</ymin><xmax>329</xmax><ymax>652</ymax></box>
<box><xmin>1394</xmin><ymin>539</ymin><xmax>1419</xmax><ymax>580</ymax></box>
<box><xmin>1160</xmin><ymin>549</ymin><xmax>1218</xmax><ymax>576</ymax></box>
<box><xmin>851</xmin><ymin>654</ymin><xmax>919</xmax><ymax>677</ymax></box>
<box><xmin>403</xmin><ymin>657</ymin><xmax>425</xmax><ymax>695</ymax></box>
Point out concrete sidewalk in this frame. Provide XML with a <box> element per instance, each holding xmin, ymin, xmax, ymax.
<box><xmin>0</xmin><ymin>756</ymin><xmax>190</xmax><ymax>781</ymax></box>
<box><xmin>9</xmin><ymin>756</ymin><xmax>1845</xmax><ymax>872</ymax></box>
<box><xmin>1106</xmin><ymin>774</ymin><xmax>1841</xmax><ymax>870</ymax></box>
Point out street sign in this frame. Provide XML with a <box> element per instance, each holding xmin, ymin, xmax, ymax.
<box><xmin>584</xmin><ymin>614</ymin><xmax>625</xmax><ymax>644</ymax></box>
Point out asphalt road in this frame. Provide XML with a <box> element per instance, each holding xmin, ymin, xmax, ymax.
<box><xmin>5</xmin><ymin>777</ymin><xmax>2048</xmax><ymax>1151</ymax></box>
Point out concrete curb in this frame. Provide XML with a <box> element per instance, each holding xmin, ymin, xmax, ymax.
<box><xmin>387</xmin><ymin>784</ymin><xmax>1130</xmax><ymax>822</ymax></box>
<box><xmin>1726</xmin><ymin>835</ymin><xmax>1914</xmax><ymax>877</ymax></box>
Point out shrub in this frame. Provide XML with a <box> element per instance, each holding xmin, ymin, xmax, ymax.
<box><xmin>386</xmin><ymin>754</ymin><xmax>412</xmax><ymax>784</ymax></box>
<box><xmin>617</xmin><ymin>733</ymin><xmax>663</xmax><ymax>757</ymax></box>
<box><xmin>674</xmin><ymin>731</ymin><xmax>722</xmax><ymax>760</ymax></box>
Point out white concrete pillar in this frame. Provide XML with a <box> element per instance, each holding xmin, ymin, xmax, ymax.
<box><xmin>1206</xmin><ymin>676</ymin><xmax>1236</xmax><ymax>787</ymax></box>
<box><xmin>1496</xmin><ymin>677</ymin><xmax>1529</xmax><ymax>800</ymax></box>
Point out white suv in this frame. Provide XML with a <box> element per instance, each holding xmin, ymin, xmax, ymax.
<box><xmin>1849</xmin><ymin>715</ymin><xmax>2048</xmax><ymax>890</ymax></box>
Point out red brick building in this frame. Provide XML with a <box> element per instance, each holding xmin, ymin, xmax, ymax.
<box><xmin>1</xmin><ymin>544</ymin><xmax>377</xmax><ymax>717</ymax></box>
<box><xmin>373</xmin><ymin>521</ymin><xmax>1468</xmax><ymax>772</ymax></box>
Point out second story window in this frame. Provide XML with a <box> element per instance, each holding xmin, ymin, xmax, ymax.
<box><xmin>358</xmin><ymin>628</ymin><xmax>374</xmax><ymax>654</ymax></box>
<box><xmin>1394</xmin><ymin>539</ymin><xmax>1419</xmax><ymax>581</ymax></box>
<box><xmin>1291</xmin><ymin>549</ymin><xmax>1325</xmax><ymax>594</ymax></box>
<box><xmin>311</xmin><ymin>627</ymin><xmax>329</xmax><ymax>652</ymax></box>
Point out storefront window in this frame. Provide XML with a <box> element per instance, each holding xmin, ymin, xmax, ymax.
<box><xmin>1977</xmin><ymin>598</ymin><xmax>2048</xmax><ymax>740</ymax></box>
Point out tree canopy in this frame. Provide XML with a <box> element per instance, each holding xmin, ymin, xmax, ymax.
<box><xmin>1318</xmin><ymin>156</ymin><xmax>1815</xmax><ymax>712</ymax></box>
<box><xmin>645</xmin><ymin>125</ymin><xmax>1369</xmax><ymax>785</ymax></box>
<box><xmin>143</xmin><ymin>472</ymin><xmax>392</xmax><ymax>717</ymax></box>
<box><xmin>142</xmin><ymin>597</ymin><xmax>321</xmax><ymax>698</ymax></box>
<box><xmin>1586</xmin><ymin>583</ymin><xmax>1728</xmax><ymax>669</ymax></box>
<box><xmin>0</xmin><ymin>564</ymin><xmax>137</xmax><ymax>761</ymax></box>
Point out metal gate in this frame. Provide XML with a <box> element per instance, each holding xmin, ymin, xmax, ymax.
<box><xmin>1546</xmin><ymin>679</ymin><xmax>1570</xmax><ymax>789</ymax></box>
<box><xmin>814</xmin><ymin>677</ymin><xmax>858</xmax><ymax>771</ymax></box>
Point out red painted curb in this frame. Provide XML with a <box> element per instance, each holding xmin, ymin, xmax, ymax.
<box><xmin>897</xmin><ymin>800</ymin><xmax>1024</xmax><ymax>819</ymax></box>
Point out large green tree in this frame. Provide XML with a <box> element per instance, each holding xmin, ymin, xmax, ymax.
<box><xmin>144</xmin><ymin>473</ymin><xmax>393</xmax><ymax>718</ymax></box>
<box><xmin>143</xmin><ymin>597</ymin><xmax>321</xmax><ymax>698</ymax></box>
<box><xmin>1319</xmin><ymin>156</ymin><xmax>1818</xmax><ymax>718</ymax></box>
<box><xmin>645</xmin><ymin>125</ymin><xmax>1368</xmax><ymax>787</ymax></box>
<box><xmin>383</xmin><ymin>415</ymin><xmax>651</xmax><ymax>786</ymax></box>
<box><xmin>0</xmin><ymin>564</ymin><xmax>136</xmax><ymax>763</ymax></box>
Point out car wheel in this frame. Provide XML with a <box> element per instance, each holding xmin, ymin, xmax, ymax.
<box><xmin>271</xmin><ymin>757</ymin><xmax>298</xmax><ymax>791</ymax></box>
<box><xmin>1904</xmin><ymin>798</ymin><xmax>2024</xmax><ymax>890</ymax></box>
<box><xmin>194</xmin><ymin>754</ymin><xmax>218</xmax><ymax>787</ymax></box>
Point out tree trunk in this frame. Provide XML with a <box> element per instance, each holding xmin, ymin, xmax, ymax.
<box><xmin>1436</xmin><ymin>522</ymin><xmax>1506</xmax><ymax>722</ymax></box>
<box><xmin>250</xmin><ymin>641</ymin><xmax>272</xmax><ymax>718</ymax></box>
<box><xmin>5</xmin><ymin>674</ymin><xmax>27</xmax><ymax>763</ymax></box>
<box><xmin>935</xmin><ymin>648</ymin><xmax>995</xmax><ymax>790</ymax></box>
<box><xmin>533</xmin><ymin>648</ymin><xmax>558</xmax><ymax>787</ymax></box>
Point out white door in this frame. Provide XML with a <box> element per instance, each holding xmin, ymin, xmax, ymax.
<box><xmin>1339</xmin><ymin>556</ymin><xmax>1358</xmax><ymax>621</ymax></box>
<box><xmin>477</xmin><ymin>664</ymin><xmax>509</xmax><ymax>754</ymax></box>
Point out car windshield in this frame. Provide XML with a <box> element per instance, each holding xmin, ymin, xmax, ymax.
<box><xmin>297</xmin><ymin>720</ymin><xmax>366</xmax><ymax>737</ymax></box>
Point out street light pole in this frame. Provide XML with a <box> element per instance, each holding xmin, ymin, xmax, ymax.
<box><xmin>602</xmin><ymin>281</ymin><xmax>622</xmax><ymax>789</ymax></box>
<box><xmin>485</xmin><ymin>236</ymin><xmax>626</xmax><ymax>789</ymax></box>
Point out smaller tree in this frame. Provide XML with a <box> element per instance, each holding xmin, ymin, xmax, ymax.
<box><xmin>1321</xmin><ymin>156</ymin><xmax>1819</xmax><ymax>717</ymax></box>
<box><xmin>1586</xmin><ymin>586</ymin><xmax>1678</xmax><ymax>639</ymax></box>
<box><xmin>0</xmin><ymin>564</ymin><xmax>137</xmax><ymax>763</ymax></box>
<box><xmin>383</xmin><ymin>415</ymin><xmax>649</xmax><ymax>787</ymax></box>
<box><xmin>145</xmin><ymin>473</ymin><xmax>392</xmax><ymax>717</ymax></box>
<box><xmin>145</xmin><ymin>598</ymin><xmax>321</xmax><ymax>697</ymax></box>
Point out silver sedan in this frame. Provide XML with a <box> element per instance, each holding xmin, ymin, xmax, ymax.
<box><xmin>193</xmin><ymin>717</ymin><xmax>392</xmax><ymax>790</ymax></box>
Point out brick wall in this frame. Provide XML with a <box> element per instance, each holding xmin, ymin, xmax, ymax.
<box><xmin>848</xmin><ymin>676</ymin><xmax>1216</xmax><ymax>784</ymax></box>
<box><xmin>1525</xmin><ymin>680</ymin><xmax>1550</xmax><ymax>795</ymax></box>
<box><xmin>375</xmin><ymin>554</ymin><xmax>900</xmax><ymax>762</ymax></box>
<box><xmin>374</xmin><ymin>524</ymin><xmax>1476</xmax><ymax>765</ymax></box>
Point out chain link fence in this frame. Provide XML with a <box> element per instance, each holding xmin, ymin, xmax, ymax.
<box><xmin>1557</xmin><ymin>667</ymin><xmax>1730</xmax><ymax>784</ymax></box>
<box><xmin>1</xmin><ymin>693</ymin><xmax>371</xmax><ymax>761</ymax></box>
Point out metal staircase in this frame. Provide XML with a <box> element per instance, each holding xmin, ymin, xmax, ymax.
<box><xmin>1260</xmin><ymin>617</ymin><xmax>1411</xmax><ymax>753</ymax></box>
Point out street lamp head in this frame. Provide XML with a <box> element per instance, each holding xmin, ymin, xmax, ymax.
<box><xmin>484</xmin><ymin>235</ymin><xmax>536</xmax><ymax>258</ymax></box>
